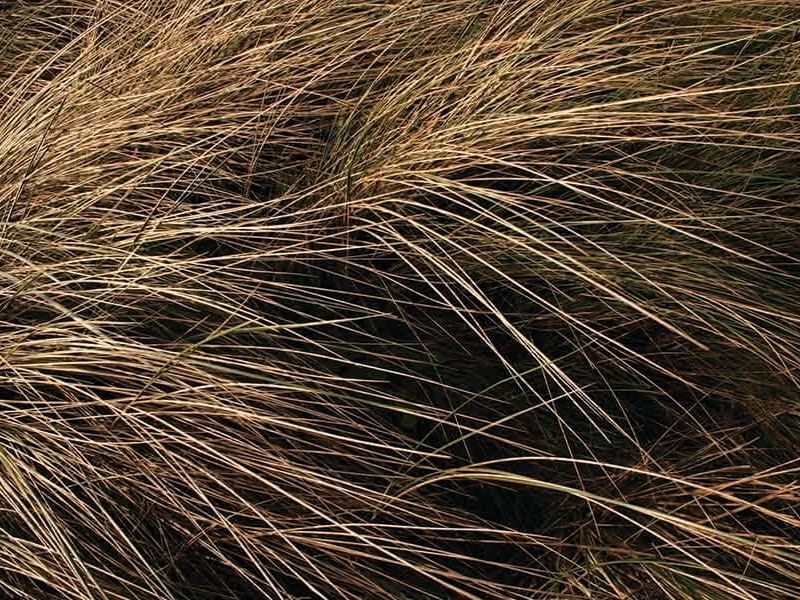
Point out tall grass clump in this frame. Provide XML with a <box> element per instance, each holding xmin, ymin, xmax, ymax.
<box><xmin>1</xmin><ymin>0</ymin><xmax>800</xmax><ymax>598</ymax></box>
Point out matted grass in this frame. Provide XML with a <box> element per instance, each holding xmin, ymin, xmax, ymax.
<box><xmin>1</xmin><ymin>1</ymin><xmax>800</xmax><ymax>598</ymax></box>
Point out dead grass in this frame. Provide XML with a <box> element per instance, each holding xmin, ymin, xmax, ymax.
<box><xmin>1</xmin><ymin>0</ymin><xmax>800</xmax><ymax>598</ymax></box>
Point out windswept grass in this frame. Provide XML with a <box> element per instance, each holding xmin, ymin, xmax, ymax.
<box><xmin>1</xmin><ymin>1</ymin><xmax>800</xmax><ymax>598</ymax></box>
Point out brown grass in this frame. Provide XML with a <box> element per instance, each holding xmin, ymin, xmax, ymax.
<box><xmin>1</xmin><ymin>1</ymin><xmax>800</xmax><ymax>598</ymax></box>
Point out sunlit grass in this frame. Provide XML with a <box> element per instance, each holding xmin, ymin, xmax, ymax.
<box><xmin>1</xmin><ymin>0</ymin><xmax>800</xmax><ymax>598</ymax></box>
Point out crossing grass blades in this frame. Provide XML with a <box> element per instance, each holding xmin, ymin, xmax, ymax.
<box><xmin>1</xmin><ymin>1</ymin><xmax>800</xmax><ymax>598</ymax></box>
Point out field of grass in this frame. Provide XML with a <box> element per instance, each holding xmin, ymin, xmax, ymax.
<box><xmin>2</xmin><ymin>1</ymin><xmax>800</xmax><ymax>598</ymax></box>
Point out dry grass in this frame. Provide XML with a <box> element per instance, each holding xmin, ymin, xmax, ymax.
<box><xmin>1</xmin><ymin>0</ymin><xmax>800</xmax><ymax>598</ymax></box>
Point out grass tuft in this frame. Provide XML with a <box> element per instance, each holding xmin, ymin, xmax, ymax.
<box><xmin>2</xmin><ymin>1</ymin><xmax>800</xmax><ymax>598</ymax></box>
